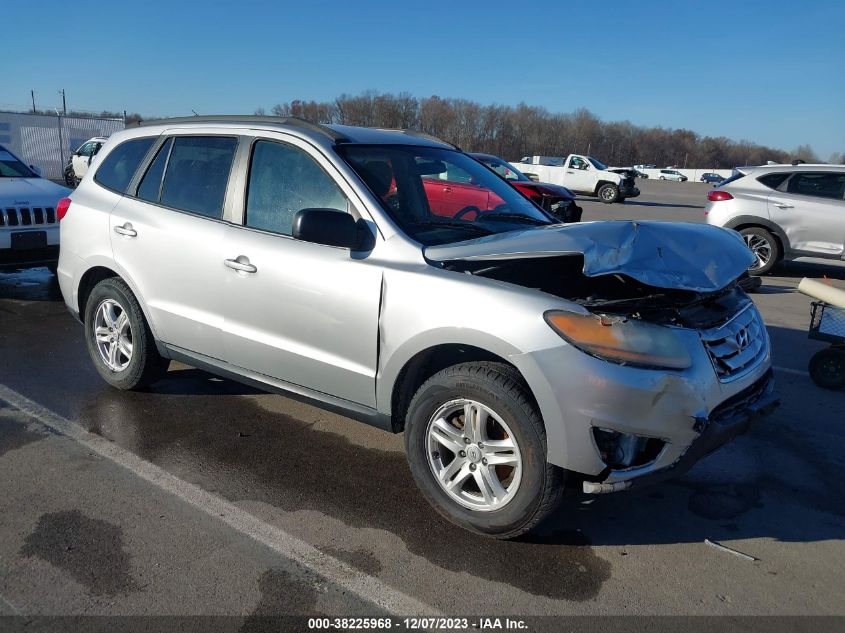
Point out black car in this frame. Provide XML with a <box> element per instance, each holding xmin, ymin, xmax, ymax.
<box><xmin>700</xmin><ymin>172</ymin><xmax>723</xmax><ymax>184</ymax></box>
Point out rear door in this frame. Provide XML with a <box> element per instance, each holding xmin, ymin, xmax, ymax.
<box><xmin>423</xmin><ymin>165</ymin><xmax>490</xmax><ymax>219</ymax></box>
<box><xmin>769</xmin><ymin>171</ymin><xmax>845</xmax><ymax>257</ymax></box>
<box><xmin>110</xmin><ymin>133</ymin><xmax>239</xmax><ymax>358</ymax></box>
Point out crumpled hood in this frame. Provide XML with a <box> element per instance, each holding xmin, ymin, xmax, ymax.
<box><xmin>425</xmin><ymin>220</ymin><xmax>756</xmax><ymax>293</ymax></box>
<box><xmin>0</xmin><ymin>178</ymin><xmax>72</xmax><ymax>205</ymax></box>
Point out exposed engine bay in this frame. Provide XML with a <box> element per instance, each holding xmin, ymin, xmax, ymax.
<box><xmin>443</xmin><ymin>254</ymin><xmax>751</xmax><ymax>329</ymax></box>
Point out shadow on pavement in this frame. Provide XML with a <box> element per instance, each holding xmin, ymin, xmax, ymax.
<box><xmin>617</xmin><ymin>200</ymin><xmax>704</xmax><ymax>209</ymax></box>
<box><xmin>769</xmin><ymin>260</ymin><xmax>845</xmax><ymax>281</ymax></box>
<box><xmin>0</xmin><ymin>268</ymin><xmax>62</xmax><ymax>302</ymax></box>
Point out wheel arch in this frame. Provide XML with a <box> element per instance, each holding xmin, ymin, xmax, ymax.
<box><xmin>593</xmin><ymin>180</ymin><xmax>617</xmax><ymax>195</ymax></box>
<box><xmin>723</xmin><ymin>216</ymin><xmax>790</xmax><ymax>260</ymax></box>
<box><xmin>386</xmin><ymin>341</ymin><xmax>537</xmax><ymax>434</ymax></box>
<box><xmin>76</xmin><ymin>262</ymin><xmax>167</xmax><ymax>355</ymax></box>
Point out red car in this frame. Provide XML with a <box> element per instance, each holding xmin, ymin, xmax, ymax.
<box><xmin>470</xmin><ymin>153</ymin><xmax>582</xmax><ymax>223</ymax></box>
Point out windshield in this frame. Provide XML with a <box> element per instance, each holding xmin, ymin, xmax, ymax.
<box><xmin>587</xmin><ymin>156</ymin><xmax>607</xmax><ymax>170</ymax></box>
<box><xmin>475</xmin><ymin>155</ymin><xmax>530</xmax><ymax>182</ymax></box>
<box><xmin>337</xmin><ymin>145</ymin><xmax>553</xmax><ymax>246</ymax></box>
<box><xmin>0</xmin><ymin>148</ymin><xmax>37</xmax><ymax>178</ymax></box>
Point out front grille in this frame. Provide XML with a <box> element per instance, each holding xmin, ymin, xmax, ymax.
<box><xmin>700</xmin><ymin>303</ymin><xmax>768</xmax><ymax>382</ymax></box>
<box><xmin>0</xmin><ymin>207</ymin><xmax>57</xmax><ymax>228</ymax></box>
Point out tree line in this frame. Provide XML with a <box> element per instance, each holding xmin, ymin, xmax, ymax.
<box><xmin>258</xmin><ymin>91</ymin><xmax>839</xmax><ymax>168</ymax></box>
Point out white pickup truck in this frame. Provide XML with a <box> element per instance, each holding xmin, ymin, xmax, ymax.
<box><xmin>512</xmin><ymin>154</ymin><xmax>639</xmax><ymax>203</ymax></box>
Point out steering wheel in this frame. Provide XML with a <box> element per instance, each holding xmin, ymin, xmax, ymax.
<box><xmin>453</xmin><ymin>205</ymin><xmax>482</xmax><ymax>220</ymax></box>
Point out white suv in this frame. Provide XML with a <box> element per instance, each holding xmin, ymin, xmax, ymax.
<box><xmin>1</xmin><ymin>144</ymin><xmax>71</xmax><ymax>273</ymax></box>
<box><xmin>706</xmin><ymin>164</ymin><xmax>845</xmax><ymax>274</ymax></box>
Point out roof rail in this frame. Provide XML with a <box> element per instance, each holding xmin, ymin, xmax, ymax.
<box><xmin>398</xmin><ymin>129</ymin><xmax>459</xmax><ymax>150</ymax></box>
<box><xmin>129</xmin><ymin>115</ymin><xmax>348</xmax><ymax>142</ymax></box>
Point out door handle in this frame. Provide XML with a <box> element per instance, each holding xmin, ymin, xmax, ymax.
<box><xmin>442</xmin><ymin>187</ymin><xmax>452</xmax><ymax>193</ymax></box>
<box><xmin>113</xmin><ymin>223</ymin><xmax>137</xmax><ymax>237</ymax></box>
<box><xmin>772</xmin><ymin>201</ymin><xmax>794</xmax><ymax>209</ymax></box>
<box><xmin>224</xmin><ymin>256</ymin><xmax>257</xmax><ymax>273</ymax></box>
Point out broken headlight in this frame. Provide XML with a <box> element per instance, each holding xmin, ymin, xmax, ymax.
<box><xmin>544</xmin><ymin>310</ymin><xmax>692</xmax><ymax>369</ymax></box>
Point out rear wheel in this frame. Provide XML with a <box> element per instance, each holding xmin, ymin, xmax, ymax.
<box><xmin>739</xmin><ymin>227</ymin><xmax>780</xmax><ymax>275</ymax></box>
<box><xmin>84</xmin><ymin>277</ymin><xmax>169</xmax><ymax>390</ymax></box>
<box><xmin>404</xmin><ymin>362</ymin><xmax>564</xmax><ymax>539</ymax></box>
<box><xmin>809</xmin><ymin>348</ymin><xmax>845</xmax><ymax>390</ymax></box>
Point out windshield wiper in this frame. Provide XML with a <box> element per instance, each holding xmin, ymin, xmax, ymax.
<box><xmin>409</xmin><ymin>220</ymin><xmax>493</xmax><ymax>234</ymax></box>
<box><xmin>479</xmin><ymin>213</ymin><xmax>549</xmax><ymax>225</ymax></box>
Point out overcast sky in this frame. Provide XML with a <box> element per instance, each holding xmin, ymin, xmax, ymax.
<box><xmin>3</xmin><ymin>0</ymin><xmax>843</xmax><ymax>158</ymax></box>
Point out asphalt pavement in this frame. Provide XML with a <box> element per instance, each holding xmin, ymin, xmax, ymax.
<box><xmin>1</xmin><ymin>179</ymin><xmax>843</xmax><ymax>625</ymax></box>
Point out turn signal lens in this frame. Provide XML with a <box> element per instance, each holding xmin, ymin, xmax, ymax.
<box><xmin>544</xmin><ymin>311</ymin><xmax>691</xmax><ymax>369</ymax></box>
<box><xmin>56</xmin><ymin>197</ymin><xmax>72</xmax><ymax>221</ymax></box>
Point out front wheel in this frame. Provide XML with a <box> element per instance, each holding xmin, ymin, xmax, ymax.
<box><xmin>597</xmin><ymin>183</ymin><xmax>619</xmax><ymax>203</ymax></box>
<box><xmin>809</xmin><ymin>348</ymin><xmax>845</xmax><ymax>390</ymax></box>
<box><xmin>84</xmin><ymin>277</ymin><xmax>170</xmax><ymax>390</ymax></box>
<box><xmin>739</xmin><ymin>227</ymin><xmax>780</xmax><ymax>275</ymax></box>
<box><xmin>404</xmin><ymin>362</ymin><xmax>564</xmax><ymax>539</ymax></box>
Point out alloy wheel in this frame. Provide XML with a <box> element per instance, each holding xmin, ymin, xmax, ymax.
<box><xmin>743</xmin><ymin>234</ymin><xmax>772</xmax><ymax>271</ymax></box>
<box><xmin>425</xmin><ymin>399</ymin><xmax>522</xmax><ymax>512</ymax></box>
<box><xmin>93</xmin><ymin>299</ymin><xmax>133</xmax><ymax>371</ymax></box>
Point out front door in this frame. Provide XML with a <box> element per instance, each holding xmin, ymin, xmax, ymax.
<box><xmin>221</xmin><ymin>137</ymin><xmax>382</xmax><ymax>406</ymax></box>
<box><xmin>564</xmin><ymin>156</ymin><xmax>595</xmax><ymax>194</ymax></box>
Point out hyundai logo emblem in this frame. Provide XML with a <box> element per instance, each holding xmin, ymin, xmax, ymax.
<box><xmin>735</xmin><ymin>327</ymin><xmax>751</xmax><ymax>350</ymax></box>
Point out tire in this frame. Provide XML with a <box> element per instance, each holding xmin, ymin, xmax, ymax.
<box><xmin>404</xmin><ymin>361</ymin><xmax>564</xmax><ymax>539</ymax></box>
<box><xmin>809</xmin><ymin>348</ymin><xmax>845</xmax><ymax>390</ymax></box>
<box><xmin>659</xmin><ymin>176</ymin><xmax>665</xmax><ymax>180</ymax></box>
<box><xmin>597</xmin><ymin>183</ymin><xmax>619</xmax><ymax>204</ymax></box>
<box><xmin>739</xmin><ymin>227</ymin><xmax>780</xmax><ymax>275</ymax></box>
<box><xmin>84</xmin><ymin>277</ymin><xmax>169</xmax><ymax>390</ymax></box>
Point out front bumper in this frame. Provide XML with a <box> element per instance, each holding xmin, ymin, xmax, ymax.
<box><xmin>511</xmin><ymin>314</ymin><xmax>774</xmax><ymax>485</ymax></box>
<box><xmin>619</xmin><ymin>185</ymin><xmax>640</xmax><ymax>198</ymax></box>
<box><xmin>582</xmin><ymin>370</ymin><xmax>779</xmax><ymax>493</ymax></box>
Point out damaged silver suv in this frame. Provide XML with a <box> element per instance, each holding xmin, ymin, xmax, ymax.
<box><xmin>57</xmin><ymin>116</ymin><xmax>778</xmax><ymax>539</ymax></box>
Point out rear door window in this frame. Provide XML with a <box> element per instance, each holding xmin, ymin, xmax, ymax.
<box><xmin>785</xmin><ymin>172</ymin><xmax>845</xmax><ymax>200</ymax></box>
<box><xmin>159</xmin><ymin>136</ymin><xmax>238</xmax><ymax>219</ymax></box>
<box><xmin>136</xmin><ymin>138</ymin><xmax>173</xmax><ymax>203</ymax></box>
<box><xmin>94</xmin><ymin>137</ymin><xmax>156</xmax><ymax>193</ymax></box>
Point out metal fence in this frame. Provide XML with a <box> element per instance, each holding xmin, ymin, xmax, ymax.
<box><xmin>0</xmin><ymin>111</ymin><xmax>125</xmax><ymax>180</ymax></box>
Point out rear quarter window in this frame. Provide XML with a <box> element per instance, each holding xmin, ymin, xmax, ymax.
<box><xmin>757</xmin><ymin>172</ymin><xmax>791</xmax><ymax>190</ymax></box>
<box><xmin>94</xmin><ymin>137</ymin><xmax>156</xmax><ymax>193</ymax></box>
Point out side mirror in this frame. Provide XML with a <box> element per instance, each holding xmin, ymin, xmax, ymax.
<box><xmin>292</xmin><ymin>208</ymin><xmax>365</xmax><ymax>249</ymax></box>
<box><xmin>525</xmin><ymin>172</ymin><xmax>540</xmax><ymax>182</ymax></box>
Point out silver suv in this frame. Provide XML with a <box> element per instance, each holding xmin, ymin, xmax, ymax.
<box><xmin>706</xmin><ymin>164</ymin><xmax>845</xmax><ymax>274</ymax></box>
<box><xmin>58</xmin><ymin>116</ymin><xmax>777</xmax><ymax>538</ymax></box>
